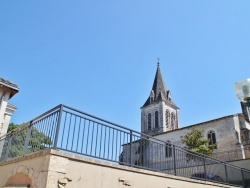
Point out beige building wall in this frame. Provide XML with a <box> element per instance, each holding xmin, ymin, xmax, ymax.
<box><xmin>0</xmin><ymin>78</ymin><xmax>19</xmax><ymax>138</ymax></box>
<box><xmin>0</xmin><ymin>149</ymin><xmax>238</xmax><ymax>188</ymax></box>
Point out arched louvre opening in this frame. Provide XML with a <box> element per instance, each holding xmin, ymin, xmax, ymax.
<box><xmin>155</xmin><ymin>111</ymin><xmax>159</xmax><ymax>128</ymax></box>
<box><xmin>147</xmin><ymin>113</ymin><xmax>151</xmax><ymax>130</ymax></box>
<box><xmin>165</xmin><ymin>110</ymin><xmax>170</xmax><ymax>128</ymax></box>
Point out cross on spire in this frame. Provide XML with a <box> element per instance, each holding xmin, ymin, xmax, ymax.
<box><xmin>157</xmin><ymin>58</ymin><xmax>160</xmax><ymax>66</ymax></box>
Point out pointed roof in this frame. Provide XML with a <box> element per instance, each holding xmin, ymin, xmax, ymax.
<box><xmin>152</xmin><ymin>64</ymin><xmax>168</xmax><ymax>100</ymax></box>
<box><xmin>142</xmin><ymin>64</ymin><xmax>177</xmax><ymax>108</ymax></box>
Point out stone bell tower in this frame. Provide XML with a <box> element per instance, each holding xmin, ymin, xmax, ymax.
<box><xmin>141</xmin><ymin>63</ymin><xmax>179</xmax><ymax>136</ymax></box>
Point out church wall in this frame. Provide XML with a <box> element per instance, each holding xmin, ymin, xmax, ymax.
<box><xmin>153</xmin><ymin>114</ymin><xmax>245</xmax><ymax>162</ymax></box>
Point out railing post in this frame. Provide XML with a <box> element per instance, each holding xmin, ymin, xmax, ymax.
<box><xmin>173</xmin><ymin>145</ymin><xmax>176</xmax><ymax>175</ymax></box>
<box><xmin>23</xmin><ymin>121</ymin><xmax>33</xmax><ymax>155</ymax></box>
<box><xmin>224</xmin><ymin>163</ymin><xmax>229</xmax><ymax>183</ymax></box>
<box><xmin>5</xmin><ymin>134</ymin><xmax>13</xmax><ymax>160</ymax></box>
<box><xmin>53</xmin><ymin>105</ymin><xmax>63</xmax><ymax>149</ymax></box>
<box><xmin>241</xmin><ymin>168</ymin><xmax>246</xmax><ymax>188</ymax></box>
<box><xmin>130</xmin><ymin>130</ymin><xmax>133</xmax><ymax>166</ymax></box>
<box><xmin>202</xmin><ymin>156</ymin><xmax>207</xmax><ymax>179</ymax></box>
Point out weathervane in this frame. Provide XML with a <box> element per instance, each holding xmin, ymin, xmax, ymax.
<box><xmin>157</xmin><ymin>58</ymin><xmax>160</xmax><ymax>66</ymax></box>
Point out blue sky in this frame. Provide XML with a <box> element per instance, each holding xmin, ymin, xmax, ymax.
<box><xmin>1</xmin><ymin>1</ymin><xmax>250</xmax><ymax>132</ymax></box>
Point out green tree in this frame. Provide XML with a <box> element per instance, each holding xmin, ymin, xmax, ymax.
<box><xmin>7</xmin><ymin>123</ymin><xmax>19</xmax><ymax>132</ymax></box>
<box><xmin>182</xmin><ymin>128</ymin><xmax>217</xmax><ymax>160</ymax></box>
<box><xmin>3</xmin><ymin>122</ymin><xmax>52</xmax><ymax>158</ymax></box>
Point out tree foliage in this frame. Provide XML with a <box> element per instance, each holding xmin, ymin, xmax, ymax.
<box><xmin>182</xmin><ymin>128</ymin><xmax>217</xmax><ymax>159</ymax></box>
<box><xmin>2</xmin><ymin>122</ymin><xmax>52</xmax><ymax>158</ymax></box>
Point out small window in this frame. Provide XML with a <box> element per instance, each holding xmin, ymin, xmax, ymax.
<box><xmin>208</xmin><ymin>130</ymin><xmax>217</xmax><ymax>149</ymax></box>
<box><xmin>155</xmin><ymin>111</ymin><xmax>159</xmax><ymax>128</ymax></box>
<box><xmin>166</xmin><ymin>141</ymin><xmax>172</xmax><ymax>158</ymax></box>
<box><xmin>165</xmin><ymin>110</ymin><xmax>170</xmax><ymax>128</ymax></box>
<box><xmin>147</xmin><ymin>113</ymin><xmax>151</xmax><ymax>130</ymax></box>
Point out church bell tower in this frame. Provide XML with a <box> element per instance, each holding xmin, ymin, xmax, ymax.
<box><xmin>141</xmin><ymin>62</ymin><xmax>179</xmax><ymax>136</ymax></box>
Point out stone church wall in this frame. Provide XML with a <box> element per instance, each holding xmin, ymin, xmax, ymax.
<box><xmin>154</xmin><ymin>114</ymin><xmax>244</xmax><ymax>159</ymax></box>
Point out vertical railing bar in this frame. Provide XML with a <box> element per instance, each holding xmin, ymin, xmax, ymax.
<box><xmin>47</xmin><ymin>113</ymin><xmax>55</xmax><ymax>148</ymax></box>
<box><xmin>71</xmin><ymin>116</ymin><xmax>77</xmax><ymax>151</ymax></box>
<box><xmin>127</xmin><ymin>133</ymin><xmax>129</xmax><ymax>165</ymax></box>
<box><xmin>173</xmin><ymin>145</ymin><xmax>176</xmax><ymax>176</ymax></box>
<box><xmin>45</xmin><ymin>114</ymin><xmax>52</xmax><ymax>143</ymax></box>
<box><xmin>103</xmin><ymin>126</ymin><xmax>107</xmax><ymax>159</ymax></box>
<box><xmin>5</xmin><ymin>134</ymin><xmax>13</xmax><ymax>160</ymax></box>
<box><xmin>23</xmin><ymin>121</ymin><xmax>33</xmax><ymax>155</ymax></box>
<box><xmin>54</xmin><ymin>105</ymin><xmax>63</xmax><ymax>149</ymax></box>
<box><xmin>224</xmin><ymin>163</ymin><xmax>229</xmax><ymax>184</ymax></box>
<box><xmin>122</xmin><ymin>132</ymin><xmax>125</xmax><ymax>163</ymax></box>
<box><xmin>115</xmin><ymin>129</ymin><xmax>118</xmax><ymax>162</ymax></box>
<box><xmin>52</xmin><ymin>112</ymin><xmax>60</xmax><ymax>146</ymax></box>
<box><xmin>146</xmin><ymin>139</ymin><xmax>148</xmax><ymax>168</ymax></box>
<box><xmin>50</xmin><ymin>113</ymin><xmax>57</xmax><ymax>143</ymax></box>
<box><xmin>66</xmin><ymin>114</ymin><xmax>72</xmax><ymax>149</ymax></box>
<box><xmin>241</xmin><ymin>168</ymin><xmax>245</xmax><ymax>188</ymax></box>
<box><xmin>60</xmin><ymin>112</ymin><xmax>67</xmax><ymax>148</ymax></box>
<box><xmin>203</xmin><ymin>156</ymin><xmax>207</xmax><ymax>181</ymax></box>
<box><xmin>99</xmin><ymin>125</ymin><xmax>102</xmax><ymax>158</ymax></box>
<box><xmin>129</xmin><ymin>130</ymin><xmax>132</xmax><ymax>166</ymax></box>
<box><xmin>119</xmin><ymin>131</ymin><xmax>121</xmax><ymax>162</ymax></box>
<box><xmin>90</xmin><ymin>122</ymin><xmax>95</xmax><ymax>155</ymax></box>
<box><xmin>76</xmin><ymin>118</ymin><xmax>81</xmax><ymax>152</ymax></box>
<box><xmin>111</xmin><ymin>128</ymin><xmax>114</xmax><ymax>160</ymax></box>
<box><xmin>81</xmin><ymin>118</ymin><xmax>86</xmax><ymax>153</ymax></box>
<box><xmin>86</xmin><ymin>120</ymin><xmax>90</xmax><ymax>154</ymax></box>
<box><xmin>34</xmin><ymin>121</ymin><xmax>40</xmax><ymax>151</ymax></box>
<box><xmin>47</xmin><ymin>113</ymin><xmax>55</xmax><ymax>147</ymax></box>
<box><xmin>107</xmin><ymin>128</ymin><xmax>110</xmax><ymax>159</ymax></box>
<box><xmin>95</xmin><ymin>123</ymin><xmax>99</xmax><ymax>157</ymax></box>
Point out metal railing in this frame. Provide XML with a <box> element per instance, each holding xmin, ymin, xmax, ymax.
<box><xmin>0</xmin><ymin>104</ymin><xmax>250</xmax><ymax>187</ymax></box>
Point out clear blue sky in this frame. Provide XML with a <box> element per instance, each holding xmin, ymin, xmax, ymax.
<box><xmin>1</xmin><ymin>1</ymin><xmax>250</xmax><ymax>132</ymax></box>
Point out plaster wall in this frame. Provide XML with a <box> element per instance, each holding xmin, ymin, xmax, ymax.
<box><xmin>0</xmin><ymin>151</ymin><xmax>50</xmax><ymax>188</ymax></box>
<box><xmin>0</xmin><ymin>90</ymin><xmax>10</xmax><ymax>137</ymax></box>
<box><xmin>0</xmin><ymin>149</ymin><xmax>237</xmax><ymax>188</ymax></box>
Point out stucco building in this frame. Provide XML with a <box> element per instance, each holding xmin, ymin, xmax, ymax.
<box><xmin>0</xmin><ymin>78</ymin><xmax>19</xmax><ymax>137</ymax></box>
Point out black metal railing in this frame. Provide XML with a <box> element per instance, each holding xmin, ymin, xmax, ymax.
<box><xmin>0</xmin><ymin>104</ymin><xmax>250</xmax><ymax>187</ymax></box>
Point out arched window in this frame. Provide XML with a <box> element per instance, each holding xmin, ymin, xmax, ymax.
<box><xmin>166</xmin><ymin>141</ymin><xmax>172</xmax><ymax>158</ymax></box>
<box><xmin>165</xmin><ymin>110</ymin><xmax>170</xmax><ymax>128</ymax></box>
<box><xmin>208</xmin><ymin>130</ymin><xmax>217</xmax><ymax>148</ymax></box>
<box><xmin>171</xmin><ymin>113</ymin><xmax>175</xmax><ymax>129</ymax></box>
<box><xmin>155</xmin><ymin>111</ymin><xmax>159</xmax><ymax>128</ymax></box>
<box><xmin>147</xmin><ymin>113</ymin><xmax>151</xmax><ymax>130</ymax></box>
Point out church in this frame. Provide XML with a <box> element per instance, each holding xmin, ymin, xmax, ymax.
<box><xmin>122</xmin><ymin>63</ymin><xmax>250</xmax><ymax>166</ymax></box>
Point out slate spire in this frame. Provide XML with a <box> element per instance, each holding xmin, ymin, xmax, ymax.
<box><xmin>152</xmin><ymin>63</ymin><xmax>168</xmax><ymax>101</ymax></box>
<box><xmin>142</xmin><ymin>63</ymin><xmax>176</xmax><ymax>108</ymax></box>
